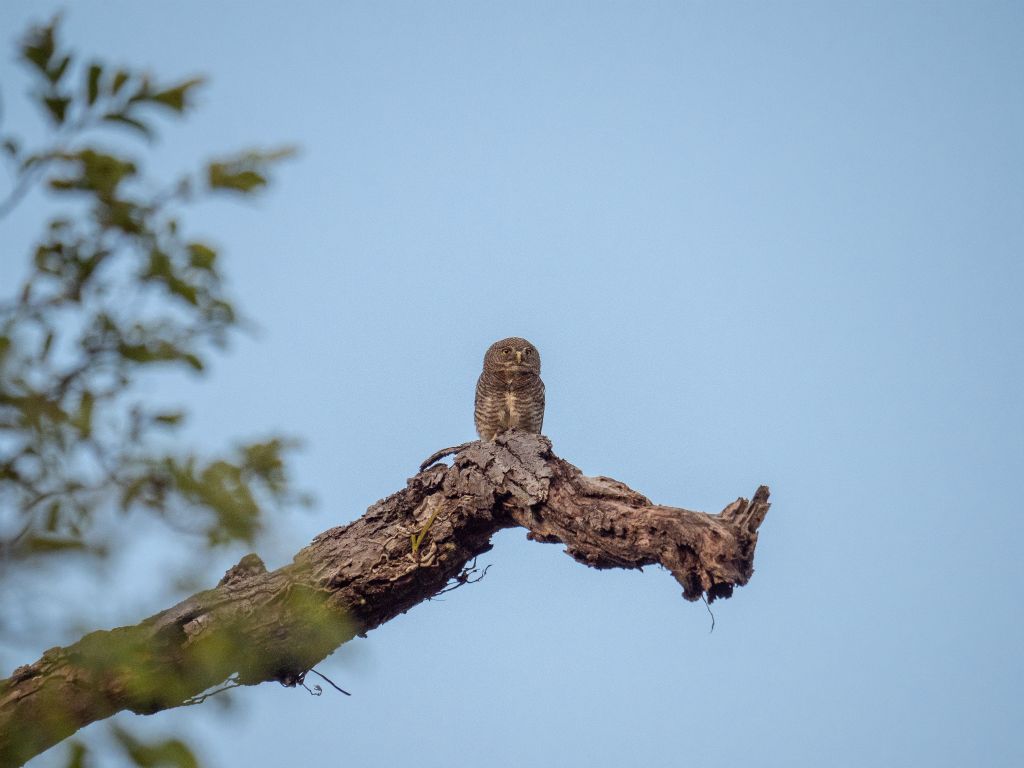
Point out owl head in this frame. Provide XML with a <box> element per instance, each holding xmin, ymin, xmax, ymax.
<box><xmin>483</xmin><ymin>337</ymin><xmax>541</xmax><ymax>375</ymax></box>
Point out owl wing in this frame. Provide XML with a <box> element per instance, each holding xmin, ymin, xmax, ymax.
<box><xmin>474</xmin><ymin>374</ymin><xmax>502</xmax><ymax>440</ymax></box>
<box><xmin>531</xmin><ymin>376</ymin><xmax>545</xmax><ymax>434</ymax></box>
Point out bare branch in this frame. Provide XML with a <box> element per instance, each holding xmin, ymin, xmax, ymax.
<box><xmin>0</xmin><ymin>432</ymin><xmax>769</xmax><ymax>765</ymax></box>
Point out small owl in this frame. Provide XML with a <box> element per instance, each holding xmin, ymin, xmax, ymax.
<box><xmin>474</xmin><ymin>337</ymin><xmax>545</xmax><ymax>441</ymax></box>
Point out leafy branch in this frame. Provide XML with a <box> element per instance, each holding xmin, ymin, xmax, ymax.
<box><xmin>0</xmin><ymin>16</ymin><xmax>300</xmax><ymax>565</ymax></box>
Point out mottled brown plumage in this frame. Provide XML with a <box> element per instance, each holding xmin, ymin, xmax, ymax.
<box><xmin>474</xmin><ymin>337</ymin><xmax>545</xmax><ymax>441</ymax></box>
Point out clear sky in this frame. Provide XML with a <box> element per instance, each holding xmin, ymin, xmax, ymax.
<box><xmin>3</xmin><ymin>2</ymin><xmax>1023</xmax><ymax>767</ymax></box>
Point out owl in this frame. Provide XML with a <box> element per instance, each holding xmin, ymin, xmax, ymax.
<box><xmin>474</xmin><ymin>337</ymin><xmax>545</xmax><ymax>441</ymax></box>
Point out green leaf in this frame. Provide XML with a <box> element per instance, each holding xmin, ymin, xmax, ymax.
<box><xmin>102</xmin><ymin>112</ymin><xmax>153</xmax><ymax>137</ymax></box>
<box><xmin>103</xmin><ymin>199</ymin><xmax>144</xmax><ymax>233</ymax></box>
<box><xmin>21</xmin><ymin>20</ymin><xmax>56</xmax><ymax>74</ymax></box>
<box><xmin>117</xmin><ymin>343</ymin><xmax>158</xmax><ymax>364</ymax></box>
<box><xmin>143</xmin><ymin>250</ymin><xmax>173</xmax><ymax>279</ymax></box>
<box><xmin>116</xmin><ymin>341</ymin><xmax>204</xmax><ymax>371</ymax></box>
<box><xmin>74</xmin><ymin>391</ymin><xmax>95</xmax><ymax>438</ymax></box>
<box><xmin>242</xmin><ymin>439</ymin><xmax>286</xmax><ymax>478</ymax></box>
<box><xmin>64</xmin><ymin>741</ymin><xmax>88</xmax><ymax>768</ymax></box>
<box><xmin>82</xmin><ymin>150</ymin><xmax>137</xmax><ymax>196</ymax></box>
<box><xmin>208</xmin><ymin>164</ymin><xmax>266</xmax><ymax>193</ymax></box>
<box><xmin>208</xmin><ymin>300</ymin><xmax>236</xmax><ymax>325</ymax></box>
<box><xmin>187</xmin><ymin>243</ymin><xmax>217</xmax><ymax>270</ymax></box>
<box><xmin>148</xmin><ymin>77</ymin><xmax>204</xmax><ymax>113</ymax></box>
<box><xmin>153</xmin><ymin>412</ymin><xmax>185</xmax><ymax>426</ymax></box>
<box><xmin>112</xmin><ymin>727</ymin><xmax>199</xmax><ymax>768</ymax></box>
<box><xmin>43</xmin><ymin>96</ymin><xmax>71</xmax><ymax>125</ymax></box>
<box><xmin>207</xmin><ymin>147</ymin><xmax>296</xmax><ymax>194</ymax></box>
<box><xmin>49</xmin><ymin>55</ymin><xmax>71</xmax><ymax>85</ymax></box>
<box><xmin>50</xmin><ymin>149</ymin><xmax>138</xmax><ymax>198</ymax></box>
<box><xmin>86</xmin><ymin>63</ymin><xmax>102</xmax><ymax>105</ymax></box>
<box><xmin>110</xmin><ymin>69</ymin><xmax>130</xmax><ymax>95</ymax></box>
<box><xmin>23</xmin><ymin>535</ymin><xmax>86</xmax><ymax>553</ymax></box>
<box><xmin>12</xmin><ymin>393</ymin><xmax>68</xmax><ymax>428</ymax></box>
<box><xmin>2</xmin><ymin>138</ymin><xmax>18</xmax><ymax>157</ymax></box>
<box><xmin>167</xmin><ymin>275</ymin><xmax>199</xmax><ymax>305</ymax></box>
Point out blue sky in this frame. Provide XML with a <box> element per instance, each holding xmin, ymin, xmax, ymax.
<box><xmin>3</xmin><ymin>2</ymin><xmax>1023</xmax><ymax>766</ymax></box>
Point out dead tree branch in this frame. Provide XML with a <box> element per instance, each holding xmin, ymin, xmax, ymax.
<box><xmin>0</xmin><ymin>432</ymin><xmax>770</xmax><ymax>765</ymax></box>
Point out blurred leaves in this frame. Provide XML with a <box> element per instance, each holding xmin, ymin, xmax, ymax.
<box><xmin>48</xmin><ymin>149</ymin><xmax>137</xmax><ymax>198</ymax></box>
<box><xmin>112</xmin><ymin>728</ymin><xmax>199</xmax><ymax>768</ymax></box>
<box><xmin>0</xmin><ymin>15</ymin><xmax>300</xmax><ymax>566</ymax></box>
<box><xmin>64</xmin><ymin>741</ymin><xmax>88</xmax><ymax>768</ymax></box>
<box><xmin>208</xmin><ymin>147</ymin><xmax>296</xmax><ymax>194</ymax></box>
<box><xmin>117</xmin><ymin>439</ymin><xmax>302</xmax><ymax>546</ymax></box>
<box><xmin>1</xmin><ymin>14</ymin><xmax>302</xmax><ymax>768</ymax></box>
<box><xmin>21</xmin><ymin>18</ymin><xmax>70</xmax><ymax>88</ymax></box>
<box><xmin>148</xmin><ymin>78</ymin><xmax>204</xmax><ymax>113</ymax></box>
<box><xmin>17</xmin><ymin>17</ymin><xmax>204</xmax><ymax>137</ymax></box>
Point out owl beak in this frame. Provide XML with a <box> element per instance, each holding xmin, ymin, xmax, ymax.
<box><xmin>515</xmin><ymin>351</ymin><xmax>523</xmax><ymax>364</ymax></box>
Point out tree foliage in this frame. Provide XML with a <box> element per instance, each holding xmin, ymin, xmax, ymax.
<box><xmin>0</xmin><ymin>16</ymin><xmax>299</xmax><ymax>766</ymax></box>
<box><xmin>1</xmin><ymin>16</ymin><xmax>299</xmax><ymax>564</ymax></box>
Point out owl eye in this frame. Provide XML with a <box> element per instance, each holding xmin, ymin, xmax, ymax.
<box><xmin>502</xmin><ymin>348</ymin><xmax>511</xmax><ymax>355</ymax></box>
<box><xmin>523</xmin><ymin>349</ymin><xmax>531</xmax><ymax>357</ymax></box>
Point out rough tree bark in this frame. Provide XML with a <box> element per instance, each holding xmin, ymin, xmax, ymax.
<box><xmin>0</xmin><ymin>433</ymin><xmax>770</xmax><ymax>766</ymax></box>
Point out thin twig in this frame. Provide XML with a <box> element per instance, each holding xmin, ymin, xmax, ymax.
<box><xmin>430</xmin><ymin>558</ymin><xmax>491</xmax><ymax>598</ymax></box>
<box><xmin>182</xmin><ymin>676</ymin><xmax>240</xmax><ymax>706</ymax></box>
<box><xmin>702</xmin><ymin>595</ymin><xmax>715</xmax><ymax>634</ymax></box>
<box><xmin>309</xmin><ymin>667</ymin><xmax>351</xmax><ymax>696</ymax></box>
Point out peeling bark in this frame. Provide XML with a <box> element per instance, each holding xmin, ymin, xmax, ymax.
<box><xmin>0</xmin><ymin>433</ymin><xmax>770</xmax><ymax>765</ymax></box>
